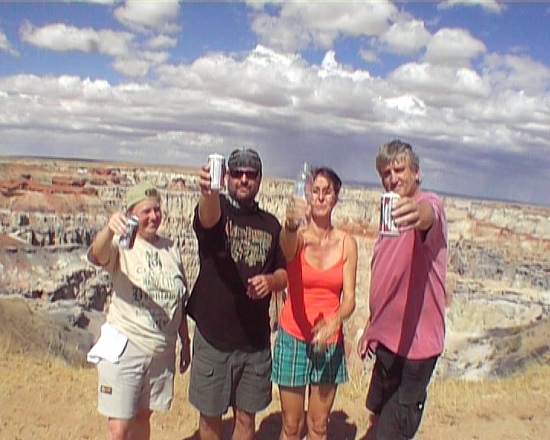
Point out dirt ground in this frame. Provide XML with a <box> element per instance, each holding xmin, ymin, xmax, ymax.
<box><xmin>1</xmin><ymin>296</ymin><xmax>550</xmax><ymax>440</ymax></box>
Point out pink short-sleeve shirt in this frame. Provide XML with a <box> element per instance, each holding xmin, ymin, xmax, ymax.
<box><xmin>365</xmin><ymin>191</ymin><xmax>448</xmax><ymax>360</ymax></box>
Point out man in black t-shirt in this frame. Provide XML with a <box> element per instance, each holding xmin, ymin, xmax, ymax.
<box><xmin>186</xmin><ymin>148</ymin><xmax>288</xmax><ymax>440</ymax></box>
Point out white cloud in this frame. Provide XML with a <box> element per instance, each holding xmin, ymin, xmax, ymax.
<box><xmin>112</xmin><ymin>50</ymin><xmax>170</xmax><ymax>77</ymax></box>
<box><xmin>483</xmin><ymin>53</ymin><xmax>550</xmax><ymax>94</ymax></box>
<box><xmin>114</xmin><ymin>0</ymin><xmax>181</xmax><ymax>33</ymax></box>
<box><xmin>424</xmin><ymin>28</ymin><xmax>487</xmax><ymax>67</ymax></box>
<box><xmin>385</xmin><ymin>95</ymin><xmax>426</xmax><ymax>116</ymax></box>
<box><xmin>2</xmin><ymin>2</ymin><xmax>550</xmax><ymax>205</ymax></box>
<box><xmin>377</xmin><ymin>19</ymin><xmax>431</xmax><ymax>55</ymax></box>
<box><xmin>359</xmin><ymin>48</ymin><xmax>379</xmax><ymax>63</ymax></box>
<box><xmin>68</xmin><ymin>0</ymin><xmax>118</xmax><ymax>4</ymax></box>
<box><xmin>147</xmin><ymin>35</ymin><xmax>177</xmax><ymax>50</ymax></box>
<box><xmin>390</xmin><ymin>62</ymin><xmax>491</xmax><ymax>103</ymax></box>
<box><xmin>0</xmin><ymin>29</ymin><xmax>20</xmax><ymax>56</ymax></box>
<box><xmin>251</xmin><ymin>0</ymin><xmax>397</xmax><ymax>52</ymax></box>
<box><xmin>437</xmin><ymin>0</ymin><xmax>505</xmax><ymax>14</ymax></box>
<box><xmin>20</xmin><ymin>22</ymin><xmax>134</xmax><ymax>57</ymax></box>
<box><xmin>19</xmin><ymin>21</ymin><xmax>173</xmax><ymax>78</ymax></box>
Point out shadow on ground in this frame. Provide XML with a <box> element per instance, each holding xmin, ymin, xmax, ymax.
<box><xmin>182</xmin><ymin>409</ymin><xmax>360</xmax><ymax>439</ymax></box>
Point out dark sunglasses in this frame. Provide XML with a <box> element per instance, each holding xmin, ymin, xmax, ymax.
<box><xmin>229</xmin><ymin>169</ymin><xmax>259</xmax><ymax>180</ymax></box>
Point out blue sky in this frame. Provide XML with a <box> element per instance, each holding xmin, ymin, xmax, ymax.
<box><xmin>0</xmin><ymin>1</ymin><xmax>549</xmax><ymax>206</ymax></box>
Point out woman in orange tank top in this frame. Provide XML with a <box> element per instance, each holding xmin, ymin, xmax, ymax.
<box><xmin>273</xmin><ymin>167</ymin><xmax>358</xmax><ymax>440</ymax></box>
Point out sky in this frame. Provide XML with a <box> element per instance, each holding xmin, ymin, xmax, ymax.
<box><xmin>0</xmin><ymin>1</ymin><xmax>549</xmax><ymax>206</ymax></box>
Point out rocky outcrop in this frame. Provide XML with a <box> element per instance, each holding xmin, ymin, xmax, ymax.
<box><xmin>1</xmin><ymin>157</ymin><xmax>549</xmax><ymax>378</ymax></box>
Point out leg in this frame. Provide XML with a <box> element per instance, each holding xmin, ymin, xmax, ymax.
<box><xmin>98</xmin><ymin>341</ymin><xmax>148</xmax><ymax>440</ymax></box>
<box><xmin>376</xmin><ymin>353</ymin><xmax>438</xmax><ymax>440</ymax></box>
<box><xmin>132</xmin><ymin>408</ymin><xmax>153</xmax><ymax>440</ymax></box>
<box><xmin>278</xmin><ymin>385</ymin><xmax>307</xmax><ymax>440</ymax></box>
<box><xmin>232</xmin><ymin>347</ymin><xmax>272</xmax><ymax>438</ymax></box>
<box><xmin>362</xmin><ymin>411</ymin><xmax>380</xmax><ymax>440</ymax></box>
<box><xmin>199</xmin><ymin>413</ymin><xmax>223</xmax><ymax>440</ymax></box>
<box><xmin>306</xmin><ymin>384</ymin><xmax>337</xmax><ymax>440</ymax></box>
<box><xmin>232</xmin><ymin>407</ymin><xmax>255</xmax><ymax>440</ymax></box>
<box><xmin>364</xmin><ymin>345</ymin><xmax>401</xmax><ymax>440</ymax></box>
<box><xmin>188</xmin><ymin>329</ymin><xmax>232</xmax><ymax>439</ymax></box>
<box><xmin>107</xmin><ymin>418</ymin><xmax>131</xmax><ymax>440</ymax></box>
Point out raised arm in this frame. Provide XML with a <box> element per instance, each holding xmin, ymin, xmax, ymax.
<box><xmin>89</xmin><ymin>211</ymin><xmax>127</xmax><ymax>266</ymax></box>
<box><xmin>394</xmin><ymin>197</ymin><xmax>434</xmax><ymax>233</ymax></box>
<box><xmin>197</xmin><ymin>164</ymin><xmax>222</xmax><ymax>229</ymax></box>
<box><xmin>279</xmin><ymin>195</ymin><xmax>308</xmax><ymax>261</ymax></box>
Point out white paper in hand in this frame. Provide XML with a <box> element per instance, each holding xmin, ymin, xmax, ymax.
<box><xmin>87</xmin><ymin>322</ymin><xmax>129</xmax><ymax>364</ymax></box>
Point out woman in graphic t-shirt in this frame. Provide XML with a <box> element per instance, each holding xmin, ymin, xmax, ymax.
<box><xmin>87</xmin><ymin>181</ymin><xmax>190</xmax><ymax>440</ymax></box>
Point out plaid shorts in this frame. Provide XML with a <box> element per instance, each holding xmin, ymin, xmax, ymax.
<box><xmin>271</xmin><ymin>328</ymin><xmax>348</xmax><ymax>387</ymax></box>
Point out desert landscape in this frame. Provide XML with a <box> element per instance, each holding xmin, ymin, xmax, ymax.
<box><xmin>1</xmin><ymin>156</ymin><xmax>550</xmax><ymax>440</ymax></box>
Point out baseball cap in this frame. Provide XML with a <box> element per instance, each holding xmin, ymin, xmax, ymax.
<box><xmin>227</xmin><ymin>148</ymin><xmax>262</xmax><ymax>175</ymax></box>
<box><xmin>125</xmin><ymin>181</ymin><xmax>161</xmax><ymax>210</ymax></box>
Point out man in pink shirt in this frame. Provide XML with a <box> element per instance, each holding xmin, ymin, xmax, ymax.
<box><xmin>357</xmin><ymin>139</ymin><xmax>448</xmax><ymax>440</ymax></box>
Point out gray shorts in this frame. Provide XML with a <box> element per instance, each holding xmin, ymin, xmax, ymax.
<box><xmin>189</xmin><ymin>327</ymin><xmax>272</xmax><ymax>417</ymax></box>
<box><xmin>97</xmin><ymin>339</ymin><xmax>175</xmax><ymax>419</ymax></box>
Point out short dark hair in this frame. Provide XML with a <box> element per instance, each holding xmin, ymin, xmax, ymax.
<box><xmin>312</xmin><ymin>166</ymin><xmax>342</xmax><ymax>196</ymax></box>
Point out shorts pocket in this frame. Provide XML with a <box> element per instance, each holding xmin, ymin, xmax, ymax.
<box><xmin>397</xmin><ymin>357</ymin><xmax>435</xmax><ymax>438</ymax></box>
<box><xmin>251</xmin><ymin>355</ymin><xmax>272</xmax><ymax>397</ymax></box>
<box><xmin>396</xmin><ymin>396</ymin><xmax>426</xmax><ymax>439</ymax></box>
<box><xmin>190</xmin><ymin>355</ymin><xmax>214</xmax><ymax>382</ymax></box>
<box><xmin>253</xmin><ymin>357</ymin><xmax>272</xmax><ymax>376</ymax></box>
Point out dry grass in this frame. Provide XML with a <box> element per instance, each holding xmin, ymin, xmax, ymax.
<box><xmin>2</xmin><ymin>297</ymin><xmax>550</xmax><ymax>439</ymax></box>
<box><xmin>2</xmin><ymin>332</ymin><xmax>550</xmax><ymax>440</ymax></box>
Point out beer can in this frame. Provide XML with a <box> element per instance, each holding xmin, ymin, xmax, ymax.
<box><xmin>208</xmin><ymin>153</ymin><xmax>226</xmax><ymax>190</ymax></box>
<box><xmin>379</xmin><ymin>192</ymin><xmax>400</xmax><ymax>236</ymax></box>
<box><xmin>119</xmin><ymin>215</ymin><xmax>139</xmax><ymax>249</ymax></box>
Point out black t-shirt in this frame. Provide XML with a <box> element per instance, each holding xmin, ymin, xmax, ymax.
<box><xmin>186</xmin><ymin>194</ymin><xmax>286</xmax><ymax>352</ymax></box>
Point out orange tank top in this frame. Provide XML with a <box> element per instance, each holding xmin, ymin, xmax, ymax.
<box><xmin>279</xmin><ymin>235</ymin><xmax>346</xmax><ymax>343</ymax></box>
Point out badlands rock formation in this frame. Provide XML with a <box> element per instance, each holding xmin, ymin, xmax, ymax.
<box><xmin>1</xmin><ymin>157</ymin><xmax>549</xmax><ymax>379</ymax></box>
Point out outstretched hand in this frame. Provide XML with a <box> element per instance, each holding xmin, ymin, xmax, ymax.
<box><xmin>286</xmin><ymin>195</ymin><xmax>309</xmax><ymax>228</ymax></box>
<box><xmin>108</xmin><ymin>211</ymin><xmax>130</xmax><ymax>237</ymax></box>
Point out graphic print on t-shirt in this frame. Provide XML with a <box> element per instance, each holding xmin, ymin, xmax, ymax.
<box><xmin>130</xmin><ymin>249</ymin><xmax>185</xmax><ymax>331</ymax></box>
<box><xmin>226</xmin><ymin>220</ymin><xmax>272</xmax><ymax>267</ymax></box>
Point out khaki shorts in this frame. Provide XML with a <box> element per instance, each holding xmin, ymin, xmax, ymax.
<box><xmin>97</xmin><ymin>339</ymin><xmax>175</xmax><ymax>419</ymax></box>
<box><xmin>189</xmin><ymin>327</ymin><xmax>272</xmax><ymax>417</ymax></box>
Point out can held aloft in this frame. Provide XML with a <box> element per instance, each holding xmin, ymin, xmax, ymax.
<box><xmin>208</xmin><ymin>153</ymin><xmax>226</xmax><ymax>191</ymax></box>
<box><xmin>119</xmin><ymin>215</ymin><xmax>139</xmax><ymax>249</ymax></box>
<box><xmin>379</xmin><ymin>192</ymin><xmax>400</xmax><ymax>236</ymax></box>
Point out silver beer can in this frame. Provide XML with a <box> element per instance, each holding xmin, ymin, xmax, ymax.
<box><xmin>379</xmin><ymin>192</ymin><xmax>400</xmax><ymax>236</ymax></box>
<box><xmin>208</xmin><ymin>153</ymin><xmax>226</xmax><ymax>191</ymax></box>
<box><xmin>119</xmin><ymin>215</ymin><xmax>139</xmax><ymax>249</ymax></box>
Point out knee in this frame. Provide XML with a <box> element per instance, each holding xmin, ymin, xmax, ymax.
<box><xmin>108</xmin><ymin>419</ymin><xmax>130</xmax><ymax>440</ymax></box>
<box><xmin>282</xmin><ymin>413</ymin><xmax>304</xmax><ymax>437</ymax></box>
<box><xmin>234</xmin><ymin>409</ymin><xmax>255</xmax><ymax>431</ymax></box>
<box><xmin>307</xmin><ymin>412</ymin><xmax>329</xmax><ymax>437</ymax></box>
<box><xmin>199</xmin><ymin>414</ymin><xmax>222</xmax><ymax>434</ymax></box>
